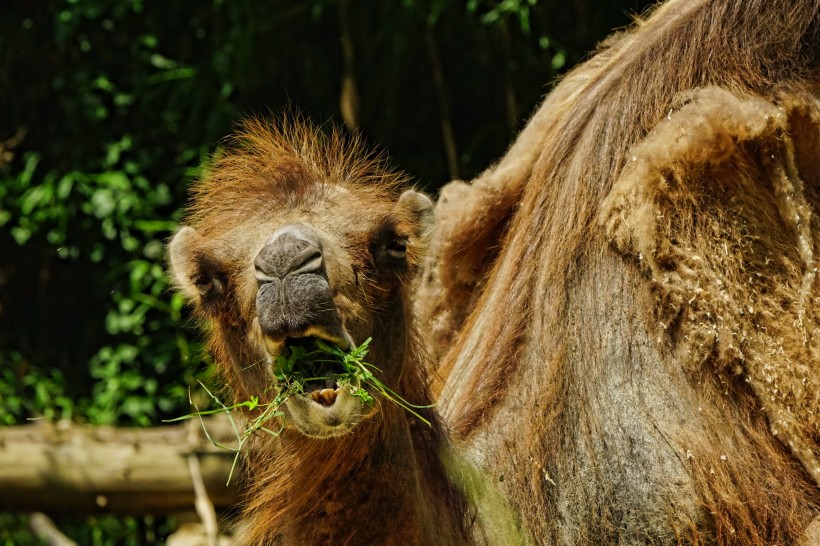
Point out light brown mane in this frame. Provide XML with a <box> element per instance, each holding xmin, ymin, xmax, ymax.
<box><xmin>426</xmin><ymin>0</ymin><xmax>819</xmax><ymax>543</ymax></box>
<box><xmin>185</xmin><ymin>116</ymin><xmax>407</xmax><ymax>237</ymax></box>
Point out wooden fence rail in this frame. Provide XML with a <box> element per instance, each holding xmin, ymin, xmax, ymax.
<box><xmin>0</xmin><ymin>416</ymin><xmax>241</xmax><ymax>515</ymax></box>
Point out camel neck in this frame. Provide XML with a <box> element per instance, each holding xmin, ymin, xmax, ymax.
<box><xmin>244</xmin><ymin>411</ymin><xmax>468</xmax><ymax>545</ymax></box>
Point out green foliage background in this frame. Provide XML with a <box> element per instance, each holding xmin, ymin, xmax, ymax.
<box><xmin>0</xmin><ymin>0</ymin><xmax>651</xmax><ymax>543</ymax></box>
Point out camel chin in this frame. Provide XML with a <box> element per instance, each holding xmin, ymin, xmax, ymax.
<box><xmin>284</xmin><ymin>388</ymin><xmax>367</xmax><ymax>438</ymax></box>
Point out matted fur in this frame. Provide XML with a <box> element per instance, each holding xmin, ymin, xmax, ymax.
<box><xmin>601</xmin><ymin>87</ymin><xmax>820</xmax><ymax>485</ymax></box>
<box><xmin>424</xmin><ymin>0</ymin><xmax>820</xmax><ymax>543</ymax></box>
<box><xmin>171</xmin><ymin>118</ymin><xmax>468</xmax><ymax>545</ymax></box>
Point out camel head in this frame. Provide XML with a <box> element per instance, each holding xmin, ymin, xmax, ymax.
<box><xmin>168</xmin><ymin>118</ymin><xmax>433</xmax><ymax>438</ymax></box>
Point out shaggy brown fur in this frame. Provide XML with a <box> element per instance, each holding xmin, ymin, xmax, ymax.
<box><xmin>424</xmin><ymin>0</ymin><xmax>820</xmax><ymax>543</ymax></box>
<box><xmin>169</xmin><ymin>118</ymin><xmax>468</xmax><ymax>545</ymax></box>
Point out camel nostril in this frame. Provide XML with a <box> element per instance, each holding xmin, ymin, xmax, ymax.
<box><xmin>254</xmin><ymin>224</ymin><xmax>325</xmax><ymax>281</ymax></box>
<box><xmin>293</xmin><ymin>250</ymin><xmax>323</xmax><ymax>275</ymax></box>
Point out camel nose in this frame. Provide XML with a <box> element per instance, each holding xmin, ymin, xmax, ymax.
<box><xmin>254</xmin><ymin>224</ymin><xmax>324</xmax><ymax>283</ymax></box>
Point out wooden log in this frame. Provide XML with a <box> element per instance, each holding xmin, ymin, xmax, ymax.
<box><xmin>0</xmin><ymin>416</ymin><xmax>242</xmax><ymax>515</ymax></box>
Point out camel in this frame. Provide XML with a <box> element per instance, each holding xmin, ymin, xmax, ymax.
<box><xmin>422</xmin><ymin>0</ymin><xmax>820</xmax><ymax>543</ymax></box>
<box><xmin>168</xmin><ymin>118</ymin><xmax>468</xmax><ymax>545</ymax></box>
<box><xmin>167</xmin><ymin>0</ymin><xmax>820</xmax><ymax>543</ymax></box>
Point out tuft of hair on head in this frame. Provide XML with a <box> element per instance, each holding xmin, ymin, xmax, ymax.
<box><xmin>183</xmin><ymin>113</ymin><xmax>410</xmax><ymax>236</ymax></box>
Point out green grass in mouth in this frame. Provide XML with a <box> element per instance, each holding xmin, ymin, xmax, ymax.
<box><xmin>167</xmin><ymin>337</ymin><xmax>433</xmax><ymax>484</ymax></box>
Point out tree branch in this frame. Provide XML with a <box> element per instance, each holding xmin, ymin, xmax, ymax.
<box><xmin>28</xmin><ymin>513</ymin><xmax>77</xmax><ymax>546</ymax></box>
<box><xmin>425</xmin><ymin>27</ymin><xmax>459</xmax><ymax>180</ymax></box>
<box><xmin>338</xmin><ymin>0</ymin><xmax>360</xmax><ymax>130</ymax></box>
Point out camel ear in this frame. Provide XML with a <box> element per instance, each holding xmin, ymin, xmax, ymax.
<box><xmin>168</xmin><ymin>226</ymin><xmax>204</xmax><ymax>300</ymax></box>
<box><xmin>394</xmin><ymin>190</ymin><xmax>434</xmax><ymax>239</ymax></box>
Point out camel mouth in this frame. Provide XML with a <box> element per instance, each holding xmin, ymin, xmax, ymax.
<box><xmin>265</xmin><ymin>334</ymin><xmax>376</xmax><ymax>437</ymax></box>
<box><xmin>283</xmin><ymin>336</ymin><xmax>347</xmax><ymax>407</ymax></box>
<box><xmin>286</xmin><ymin>388</ymin><xmax>370</xmax><ymax>439</ymax></box>
<box><xmin>286</xmin><ymin>380</ymin><xmax>370</xmax><ymax>438</ymax></box>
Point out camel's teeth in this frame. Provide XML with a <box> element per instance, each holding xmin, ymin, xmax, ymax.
<box><xmin>319</xmin><ymin>388</ymin><xmax>337</xmax><ymax>406</ymax></box>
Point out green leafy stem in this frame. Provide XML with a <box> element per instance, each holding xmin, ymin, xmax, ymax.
<box><xmin>167</xmin><ymin>337</ymin><xmax>433</xmax><ymax>484</ymax></box>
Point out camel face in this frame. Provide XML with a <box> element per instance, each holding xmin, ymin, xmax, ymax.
<box><xmin>169</xmin><ymin>126</ymin><xmax>433</xmax><ymax>438</ymax></box>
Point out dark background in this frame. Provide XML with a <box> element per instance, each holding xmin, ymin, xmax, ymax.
<box><xmin>0</xmin><ymin>0</ymin><xmax>652</xmax><ymax>543</ymax></box>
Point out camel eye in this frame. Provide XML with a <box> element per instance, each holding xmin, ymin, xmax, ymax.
<box><xmin>192</xmin><ymin>274</ymin><xmax>214</xmax><ymax>296</ymax></box>
<box><xmin>386</xmin><ymin>238</ymin><xmax>407</xmax><ymax>260</ymax></box>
